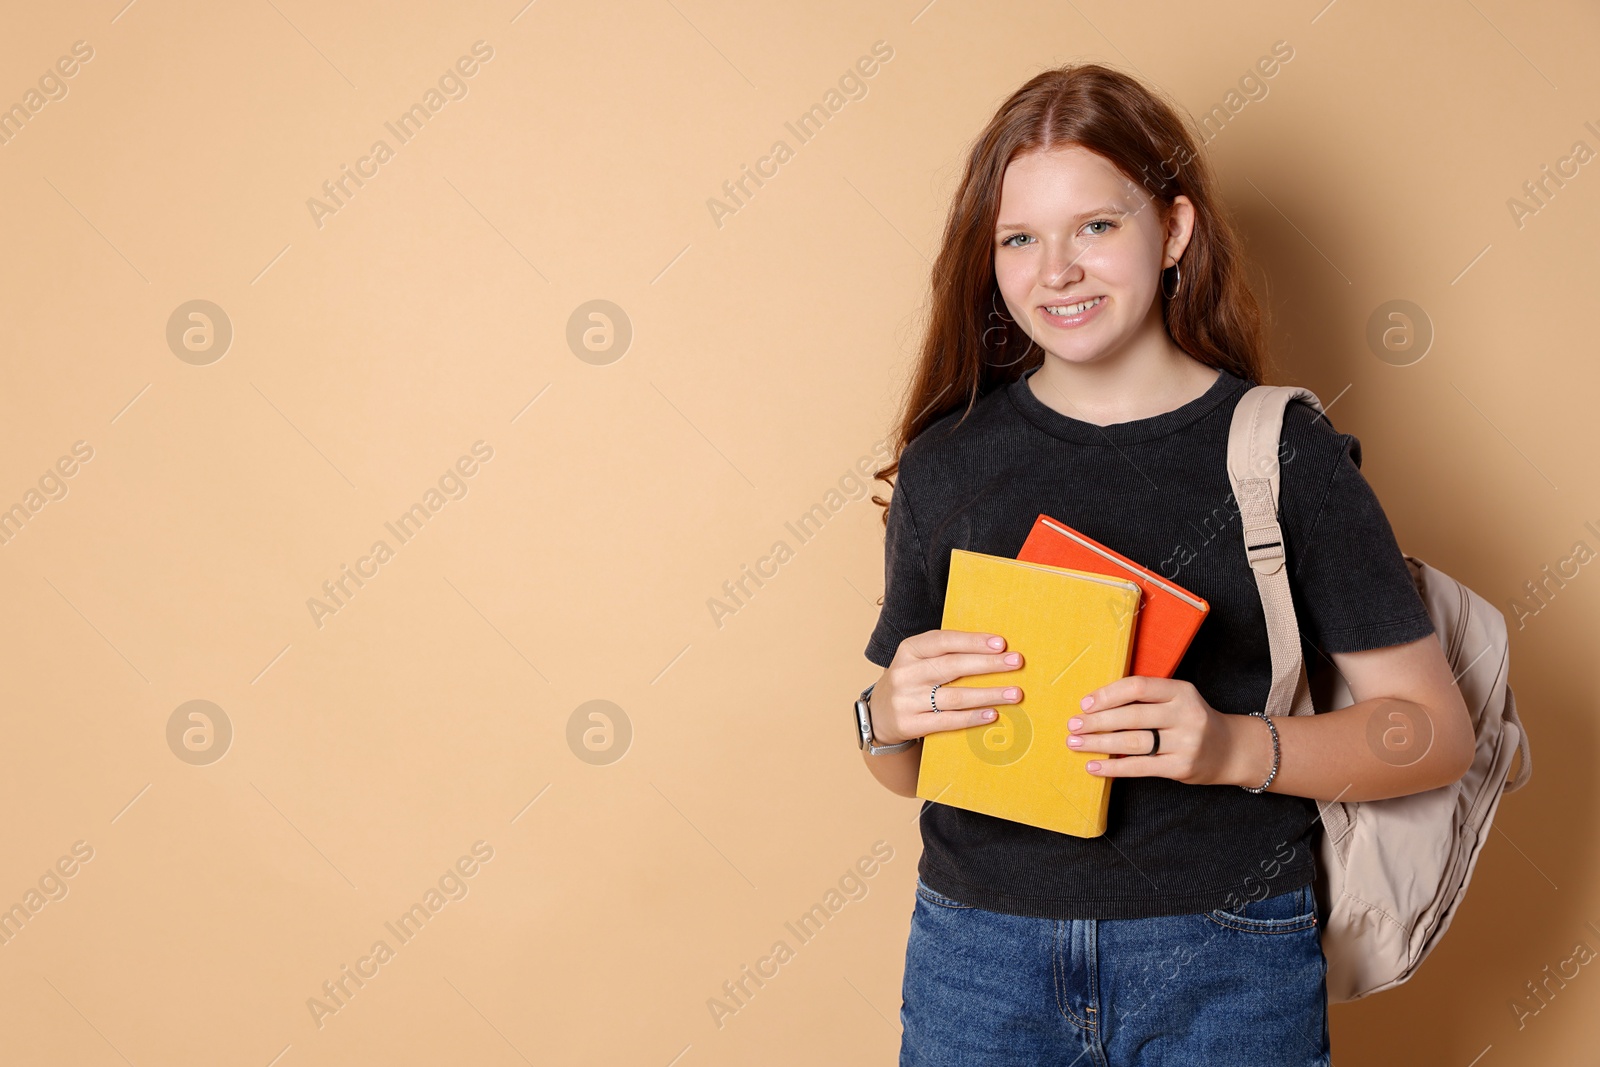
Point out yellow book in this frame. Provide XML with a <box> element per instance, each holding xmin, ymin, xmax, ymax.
<box><xmin>915</xmin><ymin>548</ymin><xmax>1141</xmax><ymax>838</ymax></box>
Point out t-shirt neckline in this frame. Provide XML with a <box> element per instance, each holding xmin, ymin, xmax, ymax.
<box><xmin>1007</xmin><ymin>363</ymin><xmax>1248</xmax><ymax>446</ymax></box>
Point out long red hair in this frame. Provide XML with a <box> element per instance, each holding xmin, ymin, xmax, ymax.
<box><xmin>873</xmin><ymin>62</ymin><xmax>1277</xmax><ymax>523</ymax></box>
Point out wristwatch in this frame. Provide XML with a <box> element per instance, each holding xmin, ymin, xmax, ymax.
<box><xmin>854</xmin><ymin>683</ymin><xmax>919</xmax><ymax>755</ymax></box>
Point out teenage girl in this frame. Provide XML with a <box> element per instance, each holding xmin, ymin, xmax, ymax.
<box><xmin>857</xmin><ymin>64</ymin><xmax>1475</xmax><ymax>1066</ymax></box>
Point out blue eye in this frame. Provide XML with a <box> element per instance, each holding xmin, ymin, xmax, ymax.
<box><xmin>1000</xmin><ymin>221</ymin><xmax>1115</xmax><ymax>246</ymax></box>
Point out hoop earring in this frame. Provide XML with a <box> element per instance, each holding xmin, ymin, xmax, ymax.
<box><xmin>1162</xmin><ymin>262</ymin><xmax>1182</xmax><ymax>300</ymax></box>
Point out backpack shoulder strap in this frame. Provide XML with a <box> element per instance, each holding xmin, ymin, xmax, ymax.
<box><xmin>1226</xmin><ymin>384</ymin><xmax>1324</xmax><ymax>720</ymax></box>
<box><xmin>1228</xmin><ymin>383</ymin><xmax>1358</xmax><ymax>857</ymax></box>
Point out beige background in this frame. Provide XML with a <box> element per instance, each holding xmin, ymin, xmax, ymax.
<box><xmin>0</xmin><ymin>0</ymin><xmax>1594</xmax><ymax>1063</ymax></box>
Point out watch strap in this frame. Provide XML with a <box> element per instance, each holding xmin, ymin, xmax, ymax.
<box><xmin>857</xmin><ymin>682</ymin><xmax>918</xmax><ymax>755</ymax></box>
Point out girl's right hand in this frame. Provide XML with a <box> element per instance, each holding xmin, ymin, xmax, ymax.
<box><xmin>870</xmin><ymin>630</ymin><xmax>1025</xmax><ymax>746</ymax></box>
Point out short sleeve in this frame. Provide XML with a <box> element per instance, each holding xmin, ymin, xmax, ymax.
<box><xmin>864</xmin><ymin>477</ymin><xmax>941</xmax><ymax>667</ymax></box>
<box><xmin>1290</xmin><ymin>431</ymin><xmax>1435</xmax><ymax>655</ymax></box>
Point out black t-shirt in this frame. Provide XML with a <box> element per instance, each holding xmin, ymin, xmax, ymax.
<box><xmin>864</xmin><ymin>363</ymin><xmax>1435</xmax><ymax>920</ymax></box>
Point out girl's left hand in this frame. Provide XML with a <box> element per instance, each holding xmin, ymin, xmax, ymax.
<box><xmin>1066</xmin><ymin>675</ymin><xmax>1247</xmax><ymax>787</ymax></box>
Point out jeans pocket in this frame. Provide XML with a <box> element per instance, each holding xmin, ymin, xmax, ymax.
<box><xmin>1205</xmin><ymin>881</ymin><xmax>1318</xmax><ymax>934</ymax></box>
<box><xmin>915</xmin><ymin>877</ymin><xmax>975</xmax><ymax>910</ymax></box>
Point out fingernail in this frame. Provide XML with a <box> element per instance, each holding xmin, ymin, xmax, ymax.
<box><xmin>1003</xmin><ymin>687</ymin><xmax>1020</xmax><ymax>700</ymax></box>
<box><xmin>982</xmin><ymin>709</ymin><xmax>996</xmax><ymax>720</ymax></box>
<box><xmin>1080</xmin><ymin>696</ymin><xmax>1094</xmax><ymax>710</ymax></box>
<box><xmin>1067</xmin><ymin>736</ymin><xmax>1082</xmax><ymax>747</ymax></box>
<box><xmin>1086</xmin><ymin>761</ymin><xmax>1101</xmax><ymax>772</ymax></box>
<box><xmin>1004</xmin><ymin>653</ymin><xmax>1020</xmax><ymax>665</ymax></box>
<box><xmin>1068</xmin><ymin>717</ymin><xmax>1081</xmax><ymax>730</ymax></box>
<box><xmin>988</xmin><ymin>636</ymin><xmax>1004</xmax><ymax>649</ymax></box>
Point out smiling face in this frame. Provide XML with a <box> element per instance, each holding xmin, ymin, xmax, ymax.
<box><xmin>993</xmin><ymin>145</ymin><xmax>1193</xmax><ymax>370</ymax></box>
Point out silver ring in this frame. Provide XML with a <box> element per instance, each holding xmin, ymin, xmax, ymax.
<box><xmin>931</xmin><ymin>683</ymin><xmax>943</xmax><ymax>713</ymax></box>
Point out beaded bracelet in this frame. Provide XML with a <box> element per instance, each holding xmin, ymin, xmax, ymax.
<box><xmin>1240</xmin><ymin>710</ymin><xmax>1281</xmax><ymax>793</ymax></box>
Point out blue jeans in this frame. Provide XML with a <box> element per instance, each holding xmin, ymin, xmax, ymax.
<box><xmin>900</xmin><ymin>876</ymin><xmax>1330</xmax><ymax>1066</ymax></box>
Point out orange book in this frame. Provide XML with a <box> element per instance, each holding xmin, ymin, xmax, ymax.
<box><xmin>1016</xmin><ymin>514</ymin><xmax>1209</xmax><ymax>679</ymax></box>
<box><xmin>916</xmin><ymin>548</ymin><xmax>1140</xmax><ymax>838</ymax></box>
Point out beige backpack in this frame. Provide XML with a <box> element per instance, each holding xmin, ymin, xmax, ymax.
<box><xmin>1225</xmin><ymin>384</ymin><xmax>1533</xmax><ymax>1003</ymax></box>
